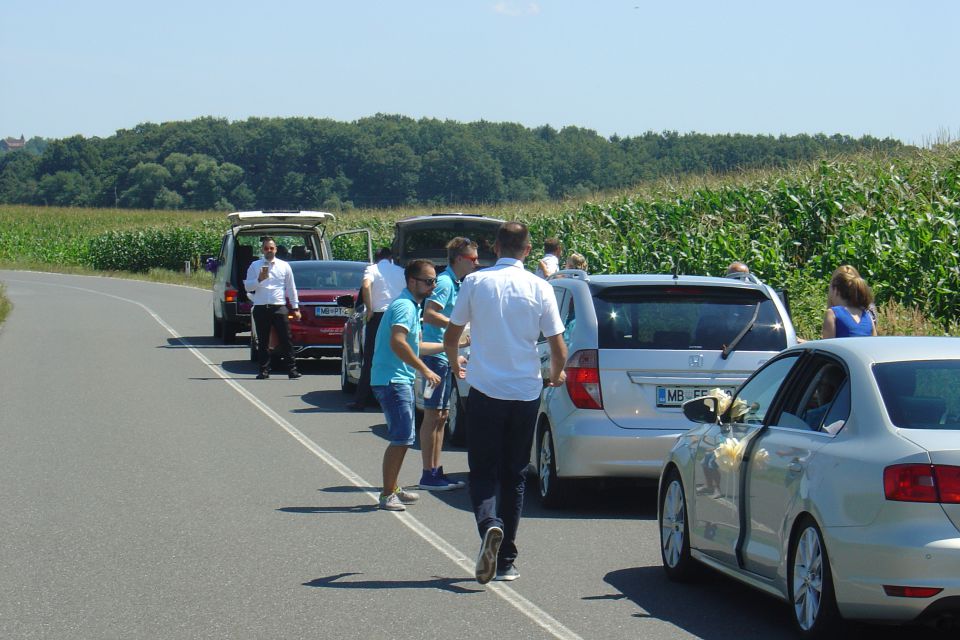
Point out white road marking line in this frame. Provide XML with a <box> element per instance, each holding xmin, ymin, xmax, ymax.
<box><xmin>14</xmin><ymin>277</ymin><xmax>585</xmax><ymax>640</ymax></box>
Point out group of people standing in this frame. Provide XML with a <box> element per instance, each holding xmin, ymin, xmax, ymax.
<box><xmin>244</xmin><ymin>228</ymin><xmax>878</xmax><ymax>588</ymax></box>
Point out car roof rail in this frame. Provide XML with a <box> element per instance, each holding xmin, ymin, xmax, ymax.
<box><xmin>549</xmin><ymin>269</ymin><xmax>589</xmax><ymax>281</ymax></box>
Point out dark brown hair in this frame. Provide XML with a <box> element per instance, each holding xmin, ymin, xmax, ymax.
<box><xmin>445</xmin><ymin>237</ymin><xmax>478</xmax><ymax>265</ymax></box>
<box><xmin>496</xmin><ymin>222</ymin><xmax>531</xmax><ymax>257</ymax></box>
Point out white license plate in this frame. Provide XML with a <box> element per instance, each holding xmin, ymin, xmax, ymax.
<box><xmin>314</xmin><ymin>306</ymin><xmax>347</xmax><ymax>317</ymax></box>
<box><xmin>656</xmin><ymin>386</ymin><xmax>734</xmax><ymax>407</ymax></box>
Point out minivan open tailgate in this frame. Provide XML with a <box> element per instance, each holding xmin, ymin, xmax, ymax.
<box><xmin>598</xmin><ymin>349</ymin><xmax>775</xmax><ymax>429</ymax></box>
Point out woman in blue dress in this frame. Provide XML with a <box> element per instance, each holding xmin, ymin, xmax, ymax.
<box><xmin>821</xmin><ymin>265</ymin><xmax>878</xmax><ymax>338</ymax></box>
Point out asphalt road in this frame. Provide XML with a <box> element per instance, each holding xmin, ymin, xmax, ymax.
<box><xmin>0</xmin><ymin>271</ymin><xmax>947</xmax><ymax>640</ymax></box>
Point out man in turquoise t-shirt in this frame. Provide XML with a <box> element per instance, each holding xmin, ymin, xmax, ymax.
<box><xmin>370</xmin><ymin>259</ymin><xmax>443</xmax><ymax>511</ymax></box>
<box><xmin>419</xmin><ymin>237</ymin><xmax>479</xmax><ymax>490</ymax></box>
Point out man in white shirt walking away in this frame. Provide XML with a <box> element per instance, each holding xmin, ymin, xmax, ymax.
<box><xmin>444</xmin><ymin>222</ymin><xmax>568</xmax><ymax>584</ymax></box>
<box><xmin>243</xmin><ymin>237</ymin><xmax>302</xmax><ymax>380</ymax></box>
<box><xmin>349</xmin><ymin>247</ymin><xmax>406</xmax><ymax>411</ymax></box>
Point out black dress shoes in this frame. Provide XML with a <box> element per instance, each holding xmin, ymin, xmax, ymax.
<box><xmin>256</xmin><ymin>370</ymin><xmax>270</xmax><ymax>380</ymax></box>
<box><xmin>288</xmin><ymin>369</ymin><xmax>302</xmax><ymax>379</ymax></box>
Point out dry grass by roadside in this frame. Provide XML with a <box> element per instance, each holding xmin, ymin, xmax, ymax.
<box><xmin>0</xmin><ymin>282</ymin><xmax>11</xmax><ymax>326</ymax></box>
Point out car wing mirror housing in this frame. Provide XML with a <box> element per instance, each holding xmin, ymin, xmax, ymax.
<box><xmin>682</xmin><ymin>396</ymin><xmax>720</xmax><ymax>424</ymax></box>
<box><xmin>336</xmin><ymin>294</ymin><xmax>355</xmax><ymax>309</ymax></box>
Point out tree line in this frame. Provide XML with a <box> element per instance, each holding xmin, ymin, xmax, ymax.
<box><xmin>0</xmin><ymin>114</ymin><xmax>904</xmax><ymax>210</ymax></box>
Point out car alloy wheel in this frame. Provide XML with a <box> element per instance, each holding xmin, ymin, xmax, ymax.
<box><xmin>659</xmin><ymin>468</ymin><xmax>697</xmax><ymax>581</ymax></box>
<box><xmin>537</xmin><ymin>427</ymin><xmax>567</xmax><ymax>507</ymax></box>
<box><xmin>447</xmin><ymin>384</ymin><xmax>466</xmax><ymax>446</ymax></box>
<box><xmin>789</xmin><ymin>518</ymin><xmax>841</xmax><ymax>637</ymax></box>
<box><xmin>340</xmin><ymin>343</ymin><xmax>356</xmax><ymax>393</ymax></box>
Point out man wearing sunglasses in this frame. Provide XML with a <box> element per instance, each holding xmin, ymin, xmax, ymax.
<box><xmin>370</xmin><ymin>259</ymin><xmax>444</xmax><ymax>511</ymax></box>
<box><xmin>418</xmin><ymin>237</ymin><xmax>479</xmax><ymax>491</ymax></box>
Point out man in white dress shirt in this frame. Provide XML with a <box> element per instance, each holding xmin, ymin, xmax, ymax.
<box><xmin>348</xmin><ymin>247</ymin><xmax>407</xmax><ymax>410</ymax></box>
<box><xmin>444</xmin><ymin>222</ymin><xmax>568</xmax><ymax>584</ymax></box>
<box><xmin>243</xmin><ymin>237</ymin><xmax>302</xmax><ymax>380</ymax></box>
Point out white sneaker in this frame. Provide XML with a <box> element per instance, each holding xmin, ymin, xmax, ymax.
<box><xmin>394</xmin><ymin>487</ymin><xmax>420</xmax><ymax>504</ymax></box>
<box><xmin>475</xmin><ymin>526</ymin><xmax>504</xmax><ymax>584</ymax></box>
<box><xmin>379</xmin><ymin>492</ymin><xmax>406</xmax><ymax>511</ymax></box>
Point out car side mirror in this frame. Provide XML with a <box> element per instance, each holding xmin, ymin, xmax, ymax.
<box><xmin>682</xmin><ymin>396</ymin><xmax>720</xmax><ymax>424</ymax></box>
<box><xmin>336</xmin><ymin>294</ymin><xmax>355</xmax><ymax>309</ymax></box>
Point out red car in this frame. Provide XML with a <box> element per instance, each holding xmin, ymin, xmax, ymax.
<box><xmin>250</xmin><ymin>260</ymin><xmax>367</xmax><ymax>362</ymax></box>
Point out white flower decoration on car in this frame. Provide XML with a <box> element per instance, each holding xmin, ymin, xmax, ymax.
<box><xmin>715</xmin><ymin>437</ymin><xmax>747</xmax><ymax>471</ymax></box>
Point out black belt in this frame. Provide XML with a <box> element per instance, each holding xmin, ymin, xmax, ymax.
<box><xmin>258</xmin><ymin>304</ymin><xmax>285</xmax><ymax>309</ymax></box>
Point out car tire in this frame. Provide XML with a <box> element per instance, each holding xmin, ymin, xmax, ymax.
<box><xmin>788</xmin><ymin>517</ymin><xmax>842</xmax><ymax>638</ymax></box>
<box><xmin>446</xmin><ymin>383</ymin><xmax>467</xmax><ymax>446</ymax></box>
<box><xmin>659</xmin><ymin>467</ymin><xmax>699</xmax><ymax>582</ymax></box>
<box><xmin>213</xmin><ymin>312</ymin><xmax>222</xmax><ymax>338</ymax></box>
<box><xmin>340</xmin><ymin>343</ymin><xmax>356</xmax><ymax>393</ymax></box>
<box><xmin>537</xmin><ymin>425</ymin><xmax>569</xmax><ymax>508</ymax></box>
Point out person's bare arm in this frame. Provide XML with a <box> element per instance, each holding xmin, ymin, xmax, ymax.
<box><xmin>422</xmin><ymin>300</ymin><xmax>449</xmax><ymax>329</ymax></box>
<box><xmin>444</xmin><ymin>323</ymin><xmax>466</xmax><ymax>379</ymax></box>
<box><xmin>389</xmin><ymin>327</ymin><xmax>441</xmax><ymax>386</ymax></box>
<box><xmin>821</xmin><ymin>309</ymin><xmax>836</xmax><ymax>339</ymax></box>
<box><xmin>361</xmin><ymin>279</ymin><xmax>373</xmax><ymax>320</ymax></box>
<box><xmin>545</xmin><ymin>333</ymin><xmax>568</xmax><ymax>387</ymax></box>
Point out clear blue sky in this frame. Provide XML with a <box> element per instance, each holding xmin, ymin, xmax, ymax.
<box><xmin>2</xmin><ymin>0</ymin><xmax>957</xmax><ymax>145</ymax></box>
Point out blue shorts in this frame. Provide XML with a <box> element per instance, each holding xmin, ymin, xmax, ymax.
<box><xmin>421</xmin><ymin>355</ymin><xmax>452</xmax><ymax>410</ymax></box>
<box><xmin>372</xmin><ymin>383</ymin><xmax>416</xmax><ymax>446</ymax></box>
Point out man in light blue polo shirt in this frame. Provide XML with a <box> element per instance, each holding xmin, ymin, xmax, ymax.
<box><xmin>371</xmin><ymin>259</ymin><xmax>443</xmax><ymax>512</ymax></box>
<box><xmin>418</xmin><ymin>237</ymin><xmax>479</xmax><ymax>491</ymax></box>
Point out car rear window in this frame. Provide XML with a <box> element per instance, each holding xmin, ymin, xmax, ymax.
<box><xmin>400</xmin><ymin>225</ymin><xmax>498</xmax><ymax>263</ymax></box>
<box><xmin>237</xmin><ymin>232</ymin><xmax>317</xmax><ymax>261</ymax></box>
<box><xmin>289</xmin><ymin>262</ymin><xmax>365</xmax><ymax>290</ymax></box>
<box><xmin>874</xmin><ymin>360</ymin><xmax>960</xmax><ymax>429</ymax></box>
<box><xmin>593</xmin><ymin>286</ymin><xmax>788</xmax><ymax>351</ymax></box>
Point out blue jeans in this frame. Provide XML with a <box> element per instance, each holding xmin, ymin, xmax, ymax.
<box><xmin>421</xmin><ymin>355</ymin><xmax>452</xmax><ymax>410</ymax></box>
<box><xmin>466</xmin><ymin>388</ymin><xmax>539</xmax><ymax>567</ymax></box>
<box><xmin>372</xmin><ymin>383</ymin><xmax>416</xmax><ymax>446</ymax></box>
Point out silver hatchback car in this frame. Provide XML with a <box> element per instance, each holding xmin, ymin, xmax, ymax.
<box><xmin>533</xmin><ymin>270</ymin><xmax>797</xmax><ymax>507</ymax></box>
<box><xmin>660</xmin><ymin>337</ymin><xmax>960</xmax><ymax>635</ymax></box>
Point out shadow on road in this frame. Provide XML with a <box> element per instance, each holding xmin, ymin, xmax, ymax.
<box><xmin>601</xmin><ymin>565</ymin><xmax>953</xmax><ymax>639</ymax></box>
<box><xmin>303</xmin><ymin>572</ymin><xmax>482</xmax><ymax>594</ymax></box>
<box><xmin>277</xmin><ymin>505</ymin><xmax>378</xmax><ymax>514</ymax></box>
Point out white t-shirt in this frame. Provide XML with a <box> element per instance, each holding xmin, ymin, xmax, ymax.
<box><xmin>450</xmin><ymin>258</ymin><xmax>564</xmax><ymax>401</ymax></box>
<box><xmin>363</xmin><ymin>259</ymin><xmax>406</xmax><ymax>312</ymax></box>
<box><xmin>535</xmin><ymin>253</ymin><xmax>559</xmax><ymax>279</ymax></box>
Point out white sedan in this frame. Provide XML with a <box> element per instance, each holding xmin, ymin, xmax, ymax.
<box><xmin>659</xmin><ymin>337</ymin><xmax>960</xmax><ymax>636</ymax></box>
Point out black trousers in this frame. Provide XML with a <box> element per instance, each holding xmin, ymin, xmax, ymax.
<box><xmin>252</xmin><ymin>304</ymin><xmax>295</xmax><ymax>371</ymax></box>
<box><xmin>466</xmin><ymin>388</ymin><xmax>539</xmax><ymax>568</ymax></box>
<box><xmin>355</xmin><ymin>311</ymin><xmax>383</xmax><ymax>404</ymax></box>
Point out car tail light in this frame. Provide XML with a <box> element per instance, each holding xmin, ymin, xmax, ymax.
<box><xmin>884</xmin><ymin>464</ymin><xmax>960</xmax><ymax>503</ymax></box>
<box><xmin>883</xmin><ymin>585</ymin><xmax>943</xmax><ymax>598</ymax></box>
<box><xmin>224</xmin><ymin>288</ymin><xmax>238</xmax><ymax>303</ymax></box>
<box><xmin>565</xmin><ymin>349</ymin><xmax>603</xmax><ymax>410</ymax></box>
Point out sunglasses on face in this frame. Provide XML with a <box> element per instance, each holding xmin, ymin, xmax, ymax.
<box><xmin>413</xmin><ymin>276</ymin><xmax>437</xmax><ymax>286</ymax></box>
<box><xmin>459</xmin><ymin>254</ymin><xmax>479</xmax><ymax>263</ymax></box>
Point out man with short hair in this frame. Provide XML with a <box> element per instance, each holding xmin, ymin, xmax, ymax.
<box><xmin>444</xmin><ymin>222</ymin><xmax>568</xmax><ymax>584</ymax></box>
<box><xmin>418</xmin><ymin>237</ymin><xmax>479</xmax><ymax>491</ymax></box>
<box><xmin>349</xmin><ymin>247</ymin><xmax>406</xmax><ymax>411</ymax></box>
<box><xmin>371</xmin><ymin>259</ymin><xmax>443</xmax><ymax>511</ymax></box>
<box><xmin>244</xmin><ymin>237</ymin><xmax>302</xmax><ymax>380</ymax></box>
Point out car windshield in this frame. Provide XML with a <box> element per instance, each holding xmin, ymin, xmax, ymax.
<box><xmin>593</xmin><ymin>286</ymin><xmax>787</xmax><ymax>351</ymax></box>
<box><xmin>874</xmin><ymin>360</ymin><xmax>960</xmax><ymax>429</ymax></box>
<box><xmin>237</xmin><ymin>232</ymin><xmax>316</xmax><ymax>261</ymax></box>
<box><xmin>289</xmin><ymin>262</ymin><xmax>365</xmax><ymax>290</ymax></box>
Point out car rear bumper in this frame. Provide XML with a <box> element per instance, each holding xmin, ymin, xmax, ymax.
<box><xmin>826</xmin><ymin>520</ymin><xmax>960</xmax><ymax>622</ymax></box>
<box><xmin>552</xmin><ymin>414</ymin><xmax>684</xmax><ymax>479</ymax></box>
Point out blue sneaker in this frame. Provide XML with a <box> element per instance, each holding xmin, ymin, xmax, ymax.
<box><xmin>437</xmin><ymin>466</ymin><xmax>466</xmax><ymax>489</ymax></box>
<box><xmin>418</xmin><ymin>468</ymin><xmax>456</xmax><ymax>491</ymax></box>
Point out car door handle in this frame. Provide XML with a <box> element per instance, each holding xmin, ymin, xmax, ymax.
<box><xmin>788</xmin><ymin>460</ymin><xmax>803</xmax><ymax>474</ymax></box>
